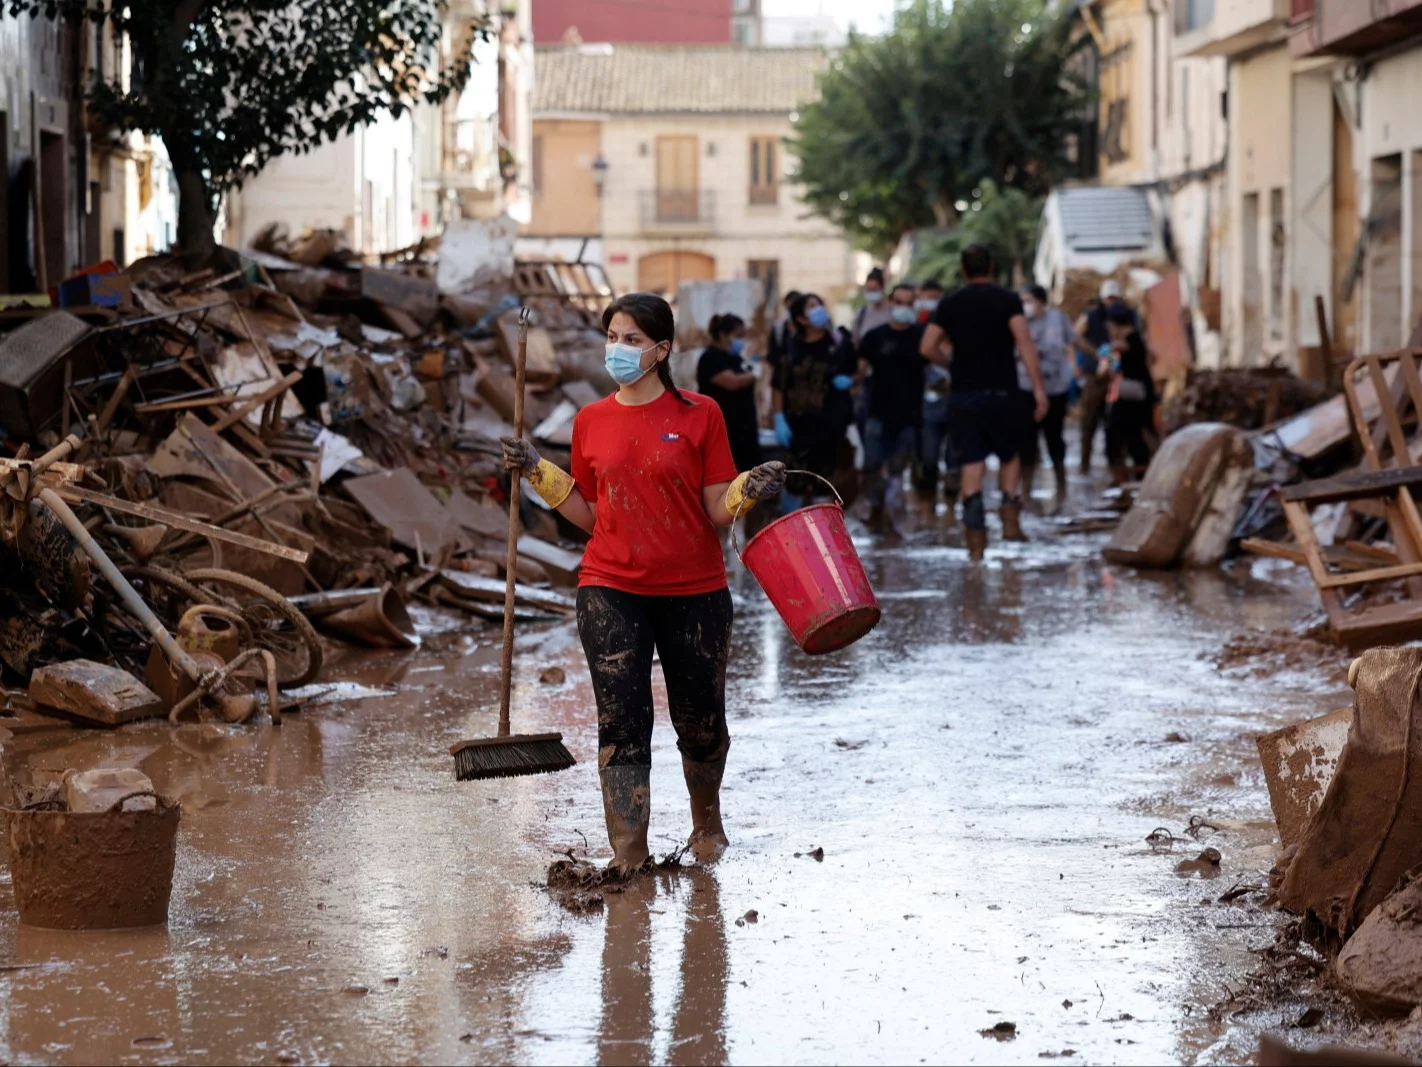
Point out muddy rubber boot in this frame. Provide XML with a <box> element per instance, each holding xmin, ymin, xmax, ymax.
<box><xmin>1020</xmin><ymin>463</ymin><xmax>1037</xmax><ymax>514</ymax></box>
<box><xmin>965</xmin><ymin>527</ymin><xmax>988</xmax><ymax>561</ymax></box>
<box><xmin>1001</xmin><ymin>498</ymin><xmax>1028</xmax><ymax>542</ymax></box>
<box><xmin>600</xmin><ymin>765</ymin><xmax>652</xmax><ymax>877</ymax></box>
<box><xmin>943</xmin><ymin>470</ymin><xmax>961</xmax><ymax>507</ymax></box>
<box><xmin>682</xmin><ymin>754</ymin><xmax>729</xmax><ymax>862</ymax></box>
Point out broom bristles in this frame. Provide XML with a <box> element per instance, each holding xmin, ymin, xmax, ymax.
<box><xmin>451</xmin><ymin>732</ymin><xmax>575</xmax><ymax>780</ymax></box>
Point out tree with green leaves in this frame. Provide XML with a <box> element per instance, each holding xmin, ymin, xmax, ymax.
<box><xmin>8</xmin><ymin>0</ymin><xmax>480</xmax><ymax>263</ymax></box>
<box><xmin>790</xmin><ymin>0</ymin><xmax>1088</xmax><ymax>253</ymax></box>
<box><xmin>910</xmin><ymin>180</ymin><xmax>1043</xmax><ymax>287</ymax></box>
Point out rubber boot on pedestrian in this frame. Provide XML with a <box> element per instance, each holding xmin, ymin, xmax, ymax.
<box><xmin>963</xmin><ymin>492</ymin><xmax>988</xmax><ymax>561</ymax></box>
<box><xmin>1053</xmin><ymin>464</ymin><xmax>1068</xmax><ymax>514</ymax></box>
<box><xmin>683</xmin><ymin>753</ymin><xmax>729</xmax><ymax>863</ymax></box>
<box><xmin>601</xmin><ymin>765</ymin><xmax>652</xmax><ymax>877</ymax></box>
<box><xmin>1001</xmin><ymin>497</ymin><xmax>1028</xmax><ymax>542</ymax></box>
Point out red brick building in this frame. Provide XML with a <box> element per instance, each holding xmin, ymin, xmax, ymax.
<box><xmin>533</xmin><ymin>0</ymin><xmax>735</xmax><ymax>45</ymax></box>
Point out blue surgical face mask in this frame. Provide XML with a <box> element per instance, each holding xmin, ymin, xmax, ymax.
<box><xmin>605</xmin><ymin>341</ymin><xmax>660</xmax><ymax>385</ymax></box>
<box><xmin>864</xmin><ymin>290</ymin><xmax>884</xmax><ymax>305</ymax></box>
<box><xmin>807</xmin><ymin>306</ymin><xmax>831</xmax><ymax>330</ymax></box>
<box><xmin>729</xmin><ymin>338</ymin><xmax>746</xmax><ymax>357</ymax></box>
<box><xmin>890</xmin><ymin>305</ymin><xmax>917</xmax><ymax>325</ymax></box>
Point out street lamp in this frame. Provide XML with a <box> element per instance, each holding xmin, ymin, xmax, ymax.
<box><xmin>591</xmin><ymin>153</ymin><xmax>608</xmax><ymax>195</ymax></box>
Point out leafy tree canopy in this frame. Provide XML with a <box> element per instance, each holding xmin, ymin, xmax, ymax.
<box><xmin>789</xmin><ymin>0</ymin><xmax>1088</xmax><ymax>254</ymax></box>
<box><xmin>9</xmin><ymin>0</ymin><xmax>480</xmax><ymax>261</ymax></box>
<box><xmin>910</xmin><ymin>179</ymin><xmax>1042</xmax><ymax>288</ymax></box>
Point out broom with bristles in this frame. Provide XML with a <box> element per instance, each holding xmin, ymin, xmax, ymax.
<box><xmin>451</xmin><ymin>306</ymin><xmax>575</xmax><ymax>781</ymax></box>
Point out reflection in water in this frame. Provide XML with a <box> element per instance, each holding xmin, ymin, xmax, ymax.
<box><xmin>597</xmin><ymin>871</ymin><xmax>726</xmax><ymax>1067</ymax></box>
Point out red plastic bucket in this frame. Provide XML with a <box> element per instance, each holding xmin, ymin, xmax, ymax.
<box><xmin>737</xmin><ymin>475</ymin><xmax>880</xmax><ymax>655</ymax></box>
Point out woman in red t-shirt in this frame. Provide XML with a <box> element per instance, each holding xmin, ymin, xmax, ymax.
<box><xmin>501</xmin><ymin>293</ymin><xmax>786</xmax><ymax>874</ymax></box>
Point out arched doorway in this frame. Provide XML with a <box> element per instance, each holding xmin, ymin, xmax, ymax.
<box><xmin>637</xmin><ymin>251</ymin><xmax>714</xmax><ymax>297</ymax></box>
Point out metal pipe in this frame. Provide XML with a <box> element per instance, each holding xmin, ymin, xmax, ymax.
<box><xmin>36</xmin><ymin>486</ymin><xmax>207</xmax><ymax>684</ymax></box>
<box><xmin>30</xmin><ymin>433</ymin><xmax>82</xmax><ymax>477</ymax></box>
<box><xmin>285</xmin><ymin>588</ymin><xmax>384</xmax><ymax>616</ymax></box>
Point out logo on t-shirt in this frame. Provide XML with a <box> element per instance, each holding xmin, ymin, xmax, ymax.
<box><xmin>661</xmin><ymin>432</ymin><xmax>682</xmax><ymax>442</ymax></box>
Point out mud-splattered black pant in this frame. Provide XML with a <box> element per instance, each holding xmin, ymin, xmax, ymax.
<box><xmin>576</xmin><ymin>586</ymin><xmax>733</xmax><ymax>769</ymax></box>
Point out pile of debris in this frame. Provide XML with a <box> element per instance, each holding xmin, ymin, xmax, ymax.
<box><xmin>1105</xmin><ymin>347</ymin><xmax>1422</xmax><ymax>652</ymax></box>
<box><xmin>1259</xmin><ymin>646</ymin><xmax>1422</xmax><ymax>1018</ymax></box>
<box><xmin>1161</xmin><ymin>367</ymin><xmax>1333</xmax><ymax>436</ymax></box>
<box><xmin>0</xmin><ymin>222</ymin><xmax>616</xmax><ymax>728</ymax></box>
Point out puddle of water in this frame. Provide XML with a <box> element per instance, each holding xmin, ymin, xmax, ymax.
<box><xmin>0</xmin><ymin>486</ymin><xmax>1345</xmax><ymax>1065</ymax></box>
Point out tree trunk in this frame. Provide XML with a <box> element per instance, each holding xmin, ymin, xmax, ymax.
<box><xmin>175</xmin><ymin>169</ymin><xmax>217</xmax><ymax>266</ymax></box>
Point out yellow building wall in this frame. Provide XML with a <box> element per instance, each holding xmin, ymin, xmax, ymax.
<box><xmin>525</xmin><ymin>119</ymin><xmax>601</xmax><ymax>237</ymax></box>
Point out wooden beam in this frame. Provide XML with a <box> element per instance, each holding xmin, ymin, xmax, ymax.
<box><xmin>54</xmin><ymin>486</ymin><xmax>309</xmax><ymax>562</ymax></box>
<box><xmin>210</xmin><ymin>371</ymin><xmax>302</xmax><ymax>434</ymax></box>
<box><xmin>1283</xmin><ymin>465</ymin><xmax>1422</xmax><ymax>505</ymax></box>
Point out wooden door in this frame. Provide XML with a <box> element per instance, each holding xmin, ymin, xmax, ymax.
<box><xmin>656</xmin><ymin>136</ymin><xmax>698</xmax><ymax>221</ymax></box>
<box><xmin>1333</xmin><ymin>95</ymin><xmax>1359</xmax><ymax>353</ymax></box>
<box><xmin>637</xmin><ymin>251</ymin><xmax>715</xmax><ymax>297</ymax></box>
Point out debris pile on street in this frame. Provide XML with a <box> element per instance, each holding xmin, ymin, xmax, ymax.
<box><xmin>1106</xmin><ymin>349</ymin><xmax>1422</xmax><ymax>651</ymax></box>
<box><xmin>0</xmin><ymin>226</ymin><xmax>613</xmax><ymax>727</ymax></box>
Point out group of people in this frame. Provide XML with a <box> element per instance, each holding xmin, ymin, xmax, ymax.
<box><xmin>694</xmin><ymin>247</ymin><xmax>1159</xmax><ymax>559</ymax></box>
<box><xmin>493</xmin><ymin>272</ymin><xmax>1155</xmax><ymax>875</ymax></box>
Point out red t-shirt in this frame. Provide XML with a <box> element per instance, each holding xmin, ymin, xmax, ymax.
<box><xmin>572</xmin><ymin>389</ymin><xmax>740</xmax><ymax>596</ymax></box>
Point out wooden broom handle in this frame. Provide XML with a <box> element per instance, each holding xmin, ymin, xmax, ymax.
<box><xmin>499</xmin><ymin>306</ymin><xmax>531</xmax><ymax>737</ymax></box>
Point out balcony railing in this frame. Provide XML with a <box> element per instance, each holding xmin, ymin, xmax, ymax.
<box><xmin>638</xmin><ymin>189</ymin><xmax>716</xmax><ymax>230</ymax></box>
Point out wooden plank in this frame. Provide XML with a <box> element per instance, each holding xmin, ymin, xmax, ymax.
<box><xmin>55</xmin><ymin>485</ymin><xmax>309</xmax><ymax>562</ymax></box>
<box><xmin>1282</xmin><ymin>498</ymin><xmax>1337</xmax><ymax>592</ymax></box>
<box><xmin>210</xmin><ymin>370</ymin><xmax>302</xmax><ymax>434</ymax></box>
<box><xmin>1396</xmin><ymin>352</ymin><xmax>1422</xmax><ymax>439</ymax></box>
<box><xmin>1343</xmin><ymin>539</ymin><xmax>1401</xmax><ymax>564</ymax></box>
<box><xmin>1283</xmin><ymin>465</ymin><xmax>1422</xmax><ymax>504</ymax></box>
<box><xmin>93</xmin><ymin>364</ymin><xmax>138</xmax><ymax>436</ymax></box>
<box><xmin>1317</xmin><ymin>560</ymin><xmax>1422</xmax><ymax>589</ymax></box>
<box><xmin>134</xmin><ymin>393</ymin><xmax>242</xmax><ymax>414</ymax></box>
<box><xmin>1240</xmin><ymin>538</ymin><xmax>1306</xmax><ymax>565</ymax></box>
<box><xmin>1369</xmin><ymin>356</ymin><xmax>1410</xmax><ymax>466</ymax></box>
<box><xmin>1332</xmin><ymin>598</ymin><xmax>1422</xmax><ymax>650</ymax></box>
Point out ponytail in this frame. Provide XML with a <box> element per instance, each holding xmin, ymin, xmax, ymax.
<box><xmin>655</xmin><ymin>357</ymin><xmax>691</xmax><ymax>405</ymax></box>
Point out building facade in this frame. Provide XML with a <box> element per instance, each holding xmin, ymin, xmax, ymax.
<box><xmin>225</xmin><ymin>0</ymin><xmax>532</xmax><ymax>256</ymax></box>
<box><xmin>523</xmin><ymin>44</ymin><xmax>859</xmax><ymax>307</ymax></box>
<box><xmin>1</xmin><ymin>12</ymin><xmax>175</xmax><ymax>291</ymax></box>
<box><xmin>534</xmin><ymin>0</ymin><xmax>734</xmax><ymax>45</ymax></box>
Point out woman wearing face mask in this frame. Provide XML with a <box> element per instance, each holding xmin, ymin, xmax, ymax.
<box><xmin>852</xmin><ymin>267</ymin><xmax>892</xmax><ymax>346</ymax></box>
<box><xmin>500</xmin><ymin>294</ymin><xmax>786</xmax><ymax>875</ymax></box>
<box><xmin>696</xmin><ymin>313</ymin><xmax>761</xmax><ymax>473</ymax></box>
<box><xmin>1016</xmin><ymin>285</ymin><xmax>1076</xmax><ymax>511</ymax></box>
<box><xmin>772</xmin><ymin>293</ymin><xmax>856</xmax><ymax>499</ymax></box>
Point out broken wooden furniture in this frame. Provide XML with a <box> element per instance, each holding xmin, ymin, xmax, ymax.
<box><xmin>1281</xmin><ymin>464</ymin><xmax>1422</xmax><ymax>648</ymax></box>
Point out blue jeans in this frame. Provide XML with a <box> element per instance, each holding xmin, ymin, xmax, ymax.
<box><xmin>865</xmin><ymin>418</ymin><xmax>917</xmax><ymax>511</ymax></box>
<box><xmin>916</xmin><ymin>394</ymin><xmax>959</xmax><ymax>491</ymax></box>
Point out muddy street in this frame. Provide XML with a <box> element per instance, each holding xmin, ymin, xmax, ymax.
<box><xmin>0</xmin><ymin>504</ymin><xmax>1345</xmax><ymax>1065</ymax></box>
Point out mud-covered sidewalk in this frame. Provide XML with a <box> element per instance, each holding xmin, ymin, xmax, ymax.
<box><xmin>0</xmin><ymin>501</ymin><xmax>1352</xmax><ymax>1065</ymax></box>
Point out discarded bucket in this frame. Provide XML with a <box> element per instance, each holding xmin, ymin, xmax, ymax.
<box><xmin>5</xmin><ymin>792</ymin><xmax>180</xmax><ymax>929</ymax></box>
<box><xmin>739</xmin><ymin>474</ymin><xmax>880</xmax><ymax>655</ymax></box>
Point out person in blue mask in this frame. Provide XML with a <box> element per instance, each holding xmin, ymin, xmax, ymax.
<box><xmin>500</xmin><ymin>293</ymin><xmax>786</xmax><ymax>873</ymax></box>
<box><xmin>772</xmin><ymin>293</ymin><xmax>855</xmax><ymax>499</ymax></box>
<box><xmin>697</xmin><ymin>313</ymin><xmax>761</xmax><ymax>473</ymax></box>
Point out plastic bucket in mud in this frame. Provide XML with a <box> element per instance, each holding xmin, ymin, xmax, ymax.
<box><xmin>738</xmin><ymin>473</ymin><xmax>880</xmax><ymax>655</ymax></box>
<box><xmin>5</xmin><ymin>793</ymin><xmax>180</xmax><ymax>929</ymax></box>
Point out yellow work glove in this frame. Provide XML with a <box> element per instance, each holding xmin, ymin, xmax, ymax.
<box><xmin>724</xmin><ymin>461</ymin><xmax>787</xmax><ymax>515</ymax></box>
<box><xmin>500</xmin><ymin>437</ymin><xmax>574</xmax><ymax>509</ymax></box>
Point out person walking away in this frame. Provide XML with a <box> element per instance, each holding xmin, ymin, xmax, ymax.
<box><xmin>919</xmin><ymin>244</ymin><xmax>1047</xmax><ymax>561</ymax></box>
<box><xmin>773</xmin><ymin>293</ymin><xmax>856</xmax><ymax>504</ymax></box>
<box><xmin>858</xmin><ymin>284</ymin><xmax>925</xmax><ymax>541</ymax></box>
<box><xmin>852</xmin><ymin>267</ymin><xmax>893</xmax><ymax>346</ymax></box>
<box><xmin>912</xmin><ymin>279</ymin><xmax>957</xmax><ymax>504</ymax></box>
<box><xmin>1073</xmin><ymin>280</ymin><xmax>1138</xmax><ymax>472</ymax></box>
<box><xmin>1102</xmin><ymin>304</ymin><xmax>1157</xmax><ymax>485</ymax></box>
<box><xmin>697</xmin><ymin>314</ymin><xmax>762</xmax><ymax>473</ymax></box>
<box><xmin>500</xmin><ymin>293</ymin><xmax>787</xmax><ymax>873</ymax></box>
<box><xmin>1017</xmin><ymin>285</ymin><xmax>1075</xmax><ymax>513</ymax></box>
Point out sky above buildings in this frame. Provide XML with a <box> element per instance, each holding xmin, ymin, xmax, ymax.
<box><xmin>762</xmin><ymin>0</ymin><xmax>898</xmax><ymax>35</ymax></box>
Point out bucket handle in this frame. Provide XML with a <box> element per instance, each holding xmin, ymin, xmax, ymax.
<box><xmin>730</xmin><ymin>469</ymin><xmax>843</xmax><ymax>562</ymax></box>
<box><xmin>105</xmin><ymin>790</ymin><xmax>161</xmax><ymax>813</ymax></box>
